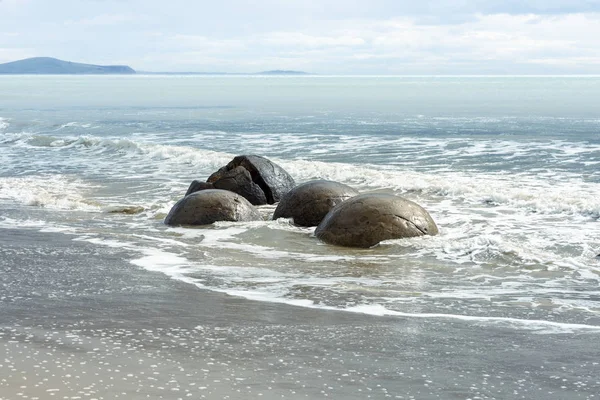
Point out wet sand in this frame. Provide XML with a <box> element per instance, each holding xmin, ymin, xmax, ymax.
<box><xmin>1</xmin><ymin>228</ymin><xmax>599</xmax><ymax>399</ymax></box>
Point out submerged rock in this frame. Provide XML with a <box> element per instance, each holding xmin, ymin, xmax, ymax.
<box><xmin>199</xmin><ymin>155</ymin><xmax>295</xmax><ymax>205</ymax></box>
<box><xmin>273</xmin><ymin>180</ymin><xmax>359</xmax><ymax>227</ymax></box>
<box><xmin>164</xmin><ymin>189</ymin><xmax>262</xmax><ymax>226</ymax></box>
<box><xmin>105</xmin><ymin>205</ymin><xmax>145</xmax><ymax>214</ymax></box>
<box><xmin>315</xmin><ymin>193</ymin><xmax>438</xmax><ymax>248</ymax></box>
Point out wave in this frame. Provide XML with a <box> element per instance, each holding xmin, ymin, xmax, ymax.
<box><xmin>125</xmin><ymin>245</ymin><xmax>600</xmax><ymax>334</ymax></box>
<box><xmin>5</xmin><ymin>132</ymin><xmax>233</xmax><ymax>169</ymax></box>
<box><xmin>3</xmin><ymin>132</ymin><xmax>600</xmax><ymax>219</ymax></box>
<box><xmin>58</xmin><ymin>121</ymin><xmax>94</xmax><ymax>129</ymax></box>
<box><xmin>282</xmin><ymin>159</ymin><xmax>600</xmax><ymax>219</ymax></box>
<box><xmin>2</xmin><ymin>208</ymin><xmax>597</xmax><ymax>336</ymax></box>
<box><xmin>0</xmin><ymin>175</ymin><xmax>100</xmax><ymax>211</ymax></box>
<box><xmin>0</xmin><ymin>117</ymin><xmax>8</xmax><ymax>131</ymax></box>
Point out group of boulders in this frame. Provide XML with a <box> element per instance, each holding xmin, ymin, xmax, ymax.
<box><xmin>165</xmin><ymin>155</ymin><xmax>438</xmax><ymax>248</ymax></box>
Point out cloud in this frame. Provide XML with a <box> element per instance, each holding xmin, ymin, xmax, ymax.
<box><xmin>130</xmin><ymin>11</ymin><xmax>600</xmax><ymax>73</ymax></box>
<box><xmin>64</xmin><ymin>13</ymin><xmax>146</xmax><ymax>26</ymax></box>
<box><xmin>262</xmin><ymin>32</ymin><xmax>366</xmax><ymax>48</ymax></box>
<box><xmin>0</xmin><ymin>47</ymin><xmax>34</xmax><ymax>63</ymax></box>
<box><xmin>1</xmin><ymin>0</ymin><xmax>600</xmax><ymax>73</ymax></box>
<box><xmin>167</xmin><ymin>35</ymin><xmax>245</xmax><ymax>51</ymax></box>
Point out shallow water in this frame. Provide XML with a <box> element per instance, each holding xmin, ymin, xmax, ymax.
<box><xmin>1</xmin><ymin>75</ymin><xmax>599</xmax><ymax>335</ymax></box>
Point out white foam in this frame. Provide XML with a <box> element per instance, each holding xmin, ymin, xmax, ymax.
<box><xmin>0</xmin><ymin>175</ymin><xmax>100</xmax><ymax>211</ymax></box>
<box><xmin>7</xmin><ymin>131</ymin><xmax>229</xmax><ymax>165</ymax></box>
<box><xmin>6</xmin><ymin>130</ymin><xmax>599</xmax><ymax>219</ymax></box>
<box><xmin>0</xmin><ymin>117</ymin><xmax>8</xmax><ymax>131</ymax></box>
<box><xmin>8</xmin><ymin>213</ymin><xmax>594</xmax><ymax>336</ymax></box>
<box><xmin>130</xmin><ymin>248</ymin><xmax>192</xmax><ymax>275</ymax></box>
<box><xmin>3</xmin><ymin>126</ymin><xmax>599</xmax><ymax>336</ymax></box>
<box><xmin>0</xmin><ymin>216</ymin><xmax>49</xmax><ymax>229</ymax></box>
<box><xmin>179</xmin><ymin>275</ymin><xmax>600</xmax><ymax>334</ymax></box>
<box><xmin>59</xmin><ymin>122</ymin><xmax>93</xmax><ymax>129</ymax></box>
<box><xmin>282</xmin><ymin>157</ymin><xmax>600</xmax><ymax>218</ymax></box>
<box><xmin>115</xmin><ymin>225</ymin><xmax>600</xmax><ymax>335</ymax></box>
<box><xmin>344</xmin><ymin>304</ymin><xmax>600</xmax><ymax>334</ymax></box>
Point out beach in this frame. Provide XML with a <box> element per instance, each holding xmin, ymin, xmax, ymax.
<box><xmin>1</xmin><ymin>75</ymin><xmax>599</xmax><ymax>399</ymax></box>
<box><xmin>1</xmin><ymin>227</ymin><xmax>599</xmax><ymax>399</ymax></box>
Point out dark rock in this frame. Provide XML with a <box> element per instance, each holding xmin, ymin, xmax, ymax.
<box><xmin>212</xmin><ymin>166</ymin><xmax>267</xmax><ymax>205</ymax></box>
<box><xmin>185</xmin><ymin>180</ymin><xmax>214</xmax><ymax>196</ymax></box>
<box><xmin>206</xmin><ymin>155</ymin><xmax>295</xmax><ymax>205</ymax></box>
<box><xmin>273</xmin><ymin>180</ymin><xmax>359</xmax><ymax>227</ymax></box>
<box><xmin>207</xmin><ymin>167</ymin><xmax>228</xmax><ymax>183</ymax></box>
<box><xmin>315</xmin><ymin>193</ymin><xmax>438</xmax><ymax>248</ymax></box>
<box><xmin>164</xmin><ymin>189</ymin><xmax>262</xmax><ymax>226</ymax></box>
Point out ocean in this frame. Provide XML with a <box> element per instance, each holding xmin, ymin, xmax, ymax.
<box><xmin>1</xmin><ymin>75</ymin><xmax>599</xmax><ymax>399</ymax></box>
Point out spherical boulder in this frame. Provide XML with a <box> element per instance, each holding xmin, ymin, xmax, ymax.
<box><xmin>164</xmin><ymin>189</ymin><xmax>262</xmax><ymax>226</ymax></box>
<box><xmin>272</xmin><ymin>180</ymin><xmax>359</xmax><ymax>227</ymax></box>
<box><xmin>204</xmin><ymin>155</ymin><xmax>295</xmax><ymax>205</ymax></box>
<box><xmin>315</xmin><ymin>193</ymin><xmax>438</xmax><ymax>248</ymax></box>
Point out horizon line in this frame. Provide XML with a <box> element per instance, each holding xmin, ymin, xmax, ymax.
<box><xmin>112</xmin><ymin>73</ymin><xmax>600</xmax><ymax>78</ymax></box>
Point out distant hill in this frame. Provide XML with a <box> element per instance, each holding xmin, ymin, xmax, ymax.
<box><xmin>0</xmin><ymin>57</ymin><xmax>136</xmax><ymax>74</ymax></box>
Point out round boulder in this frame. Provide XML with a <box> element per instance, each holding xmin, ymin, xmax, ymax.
<box><xmin>205</xmin><ymin>155</ymin><xmax>295</xmax><ymax>205</ymax></box>
<box><xmin>273</xmin><ymin>180</ymin><xmax>359</xmax><ymax>227</ymax></box>
<box><xmin>164</xmin><ymin>189</ymin><xmax>262</xmax><ymax>226</ymax></box>
<box><xmin>315</xmin><ymin>193</ymin><xmax>438</xmax><ymax>248</ymax></box>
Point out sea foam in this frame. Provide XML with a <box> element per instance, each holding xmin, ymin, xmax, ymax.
<box><xmin>0</xmin><ymin>175</ymin><xmax>99</xmax><ymax>211</ymax></box>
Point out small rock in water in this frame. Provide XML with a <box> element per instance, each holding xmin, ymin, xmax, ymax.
<box><xmin>105</xmin><ymin>205</ymin><xmax>145</xmax><ymax>214</ymax></box>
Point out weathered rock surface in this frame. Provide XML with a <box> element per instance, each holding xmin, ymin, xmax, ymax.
<box><xmin>273</xmin><ymin>180</ymin><xmax>359</xmax><ymax>227</ymax></box>
<box><xmin>202</xmin><ymin>155</ymin><xmax>295</xmax><ymax>205</ymax></box>
<box><xmin>212</xmin><ymin>166</ymin><xmax>268</xmax><ymax>205</ymax></box>
<box><xmin>185</xmin><ymin>180</ymin><xmax>214</xmax><ymax>197</ymax></box>
<box><xmin>164</xmin><ymin>189</ymin><xmax>262</xmax><ymax>226</ymax></box>
<box><xmin>315</xmin><ymin>193</ymin><xmax>438</xmax><ymax>248</ymax></box>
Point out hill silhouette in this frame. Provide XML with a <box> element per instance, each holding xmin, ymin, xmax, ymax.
<box><xmin>0</xmin><ymin>57</ymin><xmax>135</xmax><ymax>74</ymax></box>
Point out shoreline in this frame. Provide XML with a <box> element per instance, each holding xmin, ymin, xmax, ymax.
<box><xmin>1</xmin><ymin>227</ymin><xmax>599</xmax><ymax>399</ymax></box>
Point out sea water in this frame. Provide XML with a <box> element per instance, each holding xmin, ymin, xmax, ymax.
<box><xmin>1</xmin><ymin>75</ymin><xmax>599</xmax><ymax>334</ymax></box>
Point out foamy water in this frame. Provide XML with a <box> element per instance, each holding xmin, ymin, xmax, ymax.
<box><xmin>1</xmin><ymin>75</ymin><xmax>599</xmax><ymax>334</ymax></box>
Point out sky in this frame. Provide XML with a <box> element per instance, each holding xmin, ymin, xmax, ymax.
<box><xmin>0</xmin><ymin>0</ymin><xmax>599</xmax><ymax>74</ymax></box>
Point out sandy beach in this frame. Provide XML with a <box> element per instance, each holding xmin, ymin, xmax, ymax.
<box><xmin>1</xmin><ymin>227</ymin><xmax>598</xmax><ymax>400</ymax></box>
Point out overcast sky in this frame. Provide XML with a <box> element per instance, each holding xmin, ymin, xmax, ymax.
<box><xmin>0</xmin><ymin>0</ymin><xmax>599</xmax><ymax>74</ymax></box>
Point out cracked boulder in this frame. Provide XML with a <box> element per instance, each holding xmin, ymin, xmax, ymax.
<box><xmin>187</xmin><ymin>155</ymin><xmax>295</xmax><ymax>206</ymax></box>
<box><xmin>272</xmin><ymin>180</ymin><xmax>359</xmax><ymax>227</ymax></box>
<box><xmin>164</xmin><ymin>189</ymin><xmax>262</xmax><ymax>226</ymax></box>
<box><xmin>315</xmin><ymin>193</ymin><xmax>438</xmax><ymax>248</ymax></box>
<box><xmin>185</xmin><ymin>180</ymin><xmax>215</xmax><ymax>197</ymax></box>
